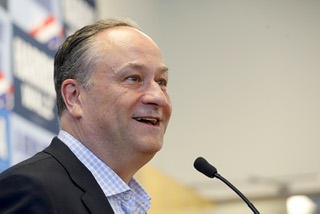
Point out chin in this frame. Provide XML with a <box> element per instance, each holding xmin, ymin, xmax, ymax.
<box><xmin>139</xmin><ymin>140</ymin><xmax>163</xmax><ymax>154</ymax></box>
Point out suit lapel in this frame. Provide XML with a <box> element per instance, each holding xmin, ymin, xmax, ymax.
<box><xmin>44</xmin><ymin>137</ymin><xmax>114</xmax><ymax>214</ymax></box>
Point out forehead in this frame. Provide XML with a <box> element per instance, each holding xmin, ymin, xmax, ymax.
<box><xmin>100</xmin><ymin>26</ymin><xmax>153</xmax><ymax>43</ymax></box>
<box><xmin>123</xmin><ymin>62</ymin><xmax>169</xmax><ymax>75</ymax></box>
<box><xmin>96</xmin><ymin>26</ymin><xmax>161</xmax><ymax>54</ymax></box>
<box><xmin>95</xmin><ymin>26</ymin><xmax>166</xmax><ymax>71</ymax></box>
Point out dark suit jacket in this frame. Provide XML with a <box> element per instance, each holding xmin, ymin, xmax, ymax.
<box><xmin>0</xmin><ymin>137</ymin><xmax>114</xmax><ymax>214</ymax></box>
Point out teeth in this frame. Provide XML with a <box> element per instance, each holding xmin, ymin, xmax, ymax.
<box><xmin>136</xmin><ymin>118</ymin><xmax>158</xmax><ymax>124</ymax></box>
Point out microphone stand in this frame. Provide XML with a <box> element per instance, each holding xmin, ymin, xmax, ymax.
<box><xmin>215</xmin><ymin>173</ymin><xmax>260</xmax><ymax>214</ymax></box>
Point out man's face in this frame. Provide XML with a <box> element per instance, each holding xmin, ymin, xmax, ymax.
<box><xmin>80</xmin><ymin>27</ymin><xmax>172</xmax><ymax>156</ymax></box>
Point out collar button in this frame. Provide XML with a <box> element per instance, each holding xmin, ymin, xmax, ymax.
<box><xmin>124</xmin><ymin>194</ymin><xmax>131</xmax><ymax>200</ymax></box>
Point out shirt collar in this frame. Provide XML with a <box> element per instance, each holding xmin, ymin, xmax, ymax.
<box><xmin>57</xmin><ymin>130</ymin><xmax>151</xmax><ymax>202</ymax></box>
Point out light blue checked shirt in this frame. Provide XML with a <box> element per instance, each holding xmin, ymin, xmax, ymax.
<box><xmin>58</xmin><ymin>130</ymin><xmax>151</xmax><ymax>214</ymax></box>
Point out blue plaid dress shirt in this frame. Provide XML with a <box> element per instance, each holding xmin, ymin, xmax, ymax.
<box><xmin>58</xmin><ymin>130</ymin><xmax>151</xmax><ymax>214</ymax></box>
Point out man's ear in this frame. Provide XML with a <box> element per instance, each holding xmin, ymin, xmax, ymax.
<box><xmin>61</xmin><ymin>79</ymin><xmax>83</xmax><ymax>118</ymax></box>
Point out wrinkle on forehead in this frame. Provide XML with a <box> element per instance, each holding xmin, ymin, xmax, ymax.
<box><xmin>127</xmin><ymin>62</ymin><xmax>169</xmax><ymax>74</ymax></box>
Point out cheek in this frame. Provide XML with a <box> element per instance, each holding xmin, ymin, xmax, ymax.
<box><xmin>96</xmin><ymin>92</ymin><xmax>128</xmax><ymax>120</ymax></box>
<box><xmin>165</xmin><ymin>97</ymin><xmax>173</xmax><ymax>118</ymax></box>
<box><xmin>82</xmin><ymin>90</ymin><xmax>111</xmax><ymax>121</ymax></box>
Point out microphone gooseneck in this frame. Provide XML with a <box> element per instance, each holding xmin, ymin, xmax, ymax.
<box><xmin>193</xmin><ymin>157</ymin><xmax>260</xmax><ymax>214</ymax></box>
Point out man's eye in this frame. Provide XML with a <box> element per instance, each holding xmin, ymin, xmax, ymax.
<box><xmin>157</xmin><ymin>79</ymin><xmax>167</xmax><ymax>87</ymax></box>
<box><xmin>127</xmin><ymin>75</ymin><xmax>141</xmax><ymax>82</ymax></box>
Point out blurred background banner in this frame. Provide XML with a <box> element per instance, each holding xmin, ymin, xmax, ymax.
<box><xmin>9</xmin><ymin>0</ymin><xmax>64</xmax><ymax>51</ymax></box>
<box><xmin>0</xmin><ymin>0</ymin><xmax>97</xmax><ymax>171</ymax></box>
<box><xmin>0</xmin><ymin>109</ymin><xmax>10</xmax><ymax>171</ymax></box>
<box><xmin>0</xmin><ymin>3</ymin><xmax>11</xmax><ymax>172</ymax></box>
<box><xmin>12</xmin><ymin>24</ymin><xmax>58</xmax><ymax>133</ymax></box>
<box><xmin>60</xmin><ymin>0</ymin><xmax>97</xmax><ymax>36</ymax></box>
<box><xmin>0</xmin><ymin>0</ymin><xmax>7</xmax><ymax>11</ymax></box>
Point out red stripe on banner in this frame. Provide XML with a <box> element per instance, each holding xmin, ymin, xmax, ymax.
<box><xmin>29</xmin><ymin>15</ymin><xmax>55</xmax><ymax>37</ymax></box>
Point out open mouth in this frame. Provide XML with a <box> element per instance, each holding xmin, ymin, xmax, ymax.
<box><xmin>134</xmin><ymin>117</ymin><xmax>159</xmax><ymax>126</ymax></box>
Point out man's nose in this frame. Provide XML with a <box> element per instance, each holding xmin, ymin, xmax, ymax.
<box><xmin>141</xmin><ymin>81</ymin><xmax>169</xmax><ymax>107</ymax></box>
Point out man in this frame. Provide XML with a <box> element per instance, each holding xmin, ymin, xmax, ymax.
<box><xmin>0</xmin><ymin>18</ymin><xmax>172</xmax><ymax>213</ymax></box>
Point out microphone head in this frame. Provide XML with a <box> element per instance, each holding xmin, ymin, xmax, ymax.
<box><xmin>194</xmin><ymin>157</ymin><xmax>217</xmax><ymax>178</ymax></box>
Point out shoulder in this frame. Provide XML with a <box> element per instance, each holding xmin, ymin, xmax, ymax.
<box><xmin>0</xmin><ymin>150</ymin><xmax>65</xmax><ymax>195</ymax></box>
<box><xmin>0</xmin><ymin>157</ymin><xmax>57</xmax><ymax>213</ymax></box>
<box><xmin>0</xmin><ymin>151</ymin><xmax>57</xmax><ymax>179</ymax></box>
<box><xmin>0</xmin><ymin>150</ymin><xmax>78</xmax><ymax>213</ymax></box>
<box><xmin>0</xmin><ymin>137</ymin><xmax>73</xmax><ymax>180</ymax></box>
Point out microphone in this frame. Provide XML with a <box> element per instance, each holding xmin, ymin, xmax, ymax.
<box><xmin>194</xmin><ymin>157</ymin><xmax>260</xmax><ymax>214</ymax></box>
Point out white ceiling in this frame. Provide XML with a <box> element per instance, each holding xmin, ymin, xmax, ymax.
<box><xmin>97</xmin><ymin>0</ymin><xmax>320</xmax><ymax>201</ymax></box>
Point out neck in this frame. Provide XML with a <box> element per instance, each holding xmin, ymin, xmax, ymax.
<box><xmin>105</xmin><ymin>153</ymin><xmax>154</xmax><ymax>184</ymax></box>
<box><xmin>60</xmin><ymin>116</ymin><xmax>155</xmax><ymax>184</ymax></box>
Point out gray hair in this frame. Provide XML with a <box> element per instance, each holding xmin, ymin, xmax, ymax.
<box><xmin>54</xmin><ymin>18</ymin><xmax>141</xmax><ymax>117</ymax></box>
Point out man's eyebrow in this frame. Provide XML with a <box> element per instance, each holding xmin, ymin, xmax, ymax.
<box><xmin>160</xmin><ymin>65</ymin><xmax>169</xmax><ymax>73</ymax></box>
